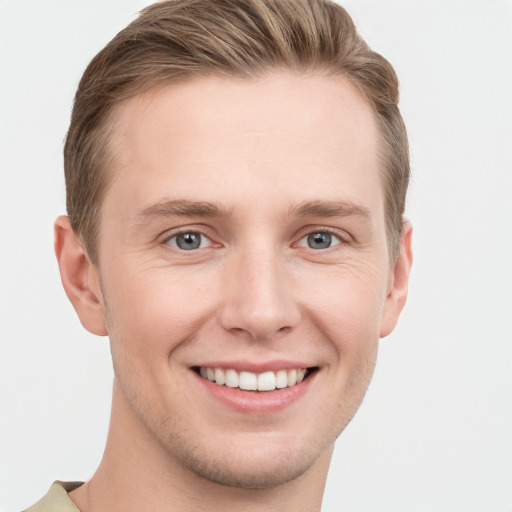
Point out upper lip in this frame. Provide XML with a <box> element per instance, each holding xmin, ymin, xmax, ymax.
<box><xmin>192</xmin><ymin>360</ymin><xmax>316</xmax><ymax>373</ymax></box>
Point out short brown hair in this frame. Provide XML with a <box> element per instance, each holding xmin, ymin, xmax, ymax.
<box><xmin>64</xmin><ymin>0</ymin><xmax>409</xmax><ymax>263</ymax></box>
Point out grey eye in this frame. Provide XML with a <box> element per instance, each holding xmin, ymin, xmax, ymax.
<box><xmin>307</xmin><ymin>232</ymin><xmax>333</xmax><ymax>249</ymax></box>
<box><xmin>168</xmin><ymin>232</ymin><xmax>206</xmax><ymax>250</ymax></box>
<box><xmin>297</xmin><ymin>231</ymin><xmax>342</xmax><ymax>250</ymax></box>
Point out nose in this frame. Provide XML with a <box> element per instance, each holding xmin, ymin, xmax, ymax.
<box><xmin>219</xmin><ymin>248</ymin><xmax>301</xmax><ymax>341</ymax></box>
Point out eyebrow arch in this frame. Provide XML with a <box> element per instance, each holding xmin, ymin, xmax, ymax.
<box><xmin>138</xmin><ymin>199</ymin><xmax>232</xmax><ymax>220</ymax></box>
<box><xmin>290</xmin><ymin>200</ymin><xmax>372</xmax><ymax>219</ymax></box>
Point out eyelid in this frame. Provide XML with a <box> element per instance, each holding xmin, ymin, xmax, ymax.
<box><xmin>296</xmin><ymin>232</ymin><xmax>342</xmax><ymax>250</ymax></box>
<box><xmin>293</xmin><ymin>226</ymin><xmax>352</xmax><ymax>248</ymax></box>
<box><xmin>159</xmin><ymin>225</ymin><xmax>220</xmax><ymax>249</ymax></box>
<box><xmin>166</xmin><ymin>232</ymin><xmax>210</xmax><ymax>250</ymax></box>
<box><xmin>156</xmin><ymin>224</ymin><xmax>351</xmax><ymax>251</ymax></box>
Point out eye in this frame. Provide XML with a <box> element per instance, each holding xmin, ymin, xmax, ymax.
<box><xmin>166</xmin><ymin>231</ymin><xmax>211</xmax><ymax>251</ymax></box>
<box><xmin>298</xmin><ymin>231</ymin><xmax>342</xmax><ymax>250</ymax></box>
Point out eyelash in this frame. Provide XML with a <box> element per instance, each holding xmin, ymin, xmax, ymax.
<box><xmin>160</xmin><ymin>227</ymin><xmax>350</xmax><ymax>252</ymax></box>
<box><xmin>296</xmin><ymin>230</ymin><xmax>344</xmax><ymax>250</ymax></box>
<box><xmin>162</xmin><ymin>228</ymin><xmax>216</xmax><ymax>251</ymax></box>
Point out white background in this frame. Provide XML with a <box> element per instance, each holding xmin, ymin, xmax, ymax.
<box><xmin>1</xmin><ymin>1</ymin><xmax>511</xmax><ymax>511</ymax></box>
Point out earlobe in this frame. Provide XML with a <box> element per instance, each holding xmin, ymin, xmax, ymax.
<box><xmin>380</xmin><ymin>221</ymin><xmax>413</xmax><ymax>338</ymax></box>
<box><xmin>54</xmin><ymin>215</ymin><xmax>108</xmax><ymax>336</ymax></box>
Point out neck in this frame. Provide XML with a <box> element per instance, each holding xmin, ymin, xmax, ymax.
<box><xmin>69</xmin><ymin>380</ymin><xmax>333</xmax><ymax>512</ymax></box>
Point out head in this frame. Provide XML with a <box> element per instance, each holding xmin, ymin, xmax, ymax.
<box><xmin>56</xmin><ymin>0</ymin><xmax>412</xmax><ymax>493</ymax></box>
<box><xmin>64</xmin><ymin>0</ymin><xmax>409</xmax><ymax>264</ymax></box>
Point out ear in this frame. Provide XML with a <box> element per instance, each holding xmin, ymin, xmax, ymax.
<box><xmin>54</xmin><ymin>216</ymin><xmax>108</xmax><ymax>336</ymax></box>
<box><xmin>380</xmin><ymin>221</ymin><xmax>413</xmax><ymax>338</ymax></box>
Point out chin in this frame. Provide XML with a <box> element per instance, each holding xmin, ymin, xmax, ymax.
<box><xmin>172</xmin><ymin>438</ymin><xmax>328</xmax><ymax>489</ymax></box>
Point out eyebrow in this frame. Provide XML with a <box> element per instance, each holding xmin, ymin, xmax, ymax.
<box><xmin>138</xmin><ymin>199</ymin><xmax>232</xmax><ymax>220</ymax></box>
<box><xmin>137</xmin><ymin>198</ymin><xmax>371</xmax><ymax>222</ymax></box>
<box><xmin>290</xmin><ymin>200</ymin><xmax>372</xmax><ymax>219</ymax></box>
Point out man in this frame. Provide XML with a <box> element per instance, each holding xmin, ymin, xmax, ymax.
<box><xmin>25</xmin><ymin>0</ymin><xmax>412</xmax><ymax>510</ymax></box>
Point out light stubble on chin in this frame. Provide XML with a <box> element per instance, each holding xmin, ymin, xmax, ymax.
<box><xmin>125</xmin><ymin>386</ymin><xmax>332</xmax><ymax>489</ymax></box>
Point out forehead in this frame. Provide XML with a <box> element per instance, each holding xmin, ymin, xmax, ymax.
<box><xmin>105</xmin><ymin>72</ymin><xmax>382</xmax><ymax>220</ymax></box>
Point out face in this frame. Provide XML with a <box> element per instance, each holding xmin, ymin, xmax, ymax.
<box><xmin>87</xmin><ymin>72</ymin><xmax>405</xmax><ymax>487</ymax></box>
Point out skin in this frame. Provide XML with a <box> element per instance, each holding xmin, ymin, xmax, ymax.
<box><xmin>55</xmin><ymin>72</ymin><xmax>412</xmax><ymax>512</ymax></box>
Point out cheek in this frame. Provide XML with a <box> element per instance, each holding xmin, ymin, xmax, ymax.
<box><xmin>302</xmin><ymin>259</ymin><xmax>389</xmax><ymax>344</ymax></box>
<box><xmin>103</xmin><ymin>264</ymin><xmax>220</xmax><ymax>360</ymax></box>
<box><xmin>299</xmin><ymin>260</ymin><xmax>386</xmax><ymax>404</ymax></box>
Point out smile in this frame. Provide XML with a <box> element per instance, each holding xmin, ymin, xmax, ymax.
<box><xmin>197</xmin><ymin>367</ymin><xmax>313</xmax><ymax>391</ymax></box>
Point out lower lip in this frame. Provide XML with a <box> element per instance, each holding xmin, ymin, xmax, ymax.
<box><xmin>193</xmin><ymin>370</ymin><xmax>316</xmax><ymax>414</ymax></box>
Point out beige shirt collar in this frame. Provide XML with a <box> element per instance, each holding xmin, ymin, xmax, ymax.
<box><xmin>24</xmin><ymin>481</ymin><xmax>83</xmax><ymax>512</ymax></box>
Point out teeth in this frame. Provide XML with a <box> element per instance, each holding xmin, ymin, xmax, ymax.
<box><xmin>258</xmin><ymin>371</ymin><xmax>276</xmax><ymax>391</ymax></box>
<box><xmin>225</xmin><ymin>369</ymin><xmax>239</xmax><ymax>388</ymax></box>
<box><xmin>214</xmin><ymin>368</ymin><xmax>225</xmax><ymax>386</ymax></box>
<box><xmin>275</xmin><ymin>369</ymin><xmax>288</xmax><ymax>389</ymax></box>
<box><xmin>239</xmin><ymin>371</ymin><xmax>258</xmax><ymax>391</ymax></box>
<box><xmin>198</xmin><ymin>367</ymin><xmax>310</xmax><ymax>391</ymax></box>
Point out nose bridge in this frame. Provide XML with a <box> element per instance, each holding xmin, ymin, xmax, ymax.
<box><xmin>220</xmin><ymin>243</ymin><xmax>300</xmax><ymax>340</ymax></box>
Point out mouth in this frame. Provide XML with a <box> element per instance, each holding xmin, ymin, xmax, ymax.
<box><xmin>193</xmin><ymin>366</ymin><xmax>318</xmax><ymax>392</ymax></box>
